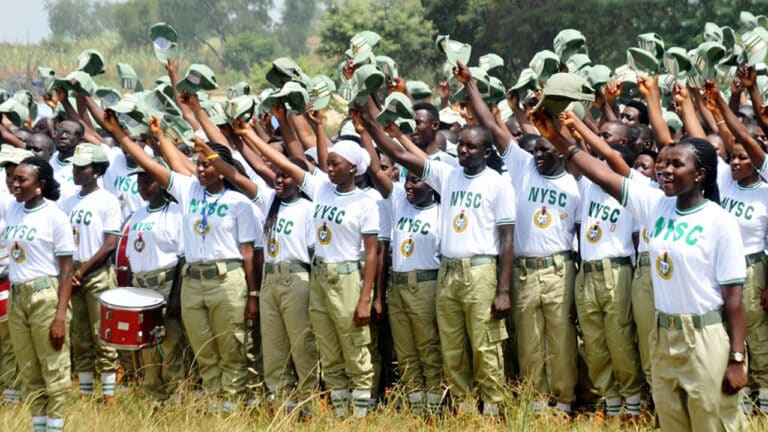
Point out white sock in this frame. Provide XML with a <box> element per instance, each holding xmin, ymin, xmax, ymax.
<box><xmin>625</xmin><ymin>393</ymin><xmax>642</xmax><ymax>416</ymax></box>
<box><xmin>408</xmin><ymin>391</ymin><xmax>425</xmax><ymax>414</ymax></box>
<box><xmin>78</xmin><ymin>372</ymin><xmax>94</xmax><ymax>395</ymax></box>
<box><xmin>330</xmin><ymin>389</ymin><xmax>350</xmax><ymax>418</ymax></box>
<box><xmin>102</xmin><ymin>372</ymin><xmax>117</xmax><ymax>397</ymax></box>
<box><xmin>531</xmin><ymin>399</ymin><xmax>548</xmax><ymax>411</ymax></box>
<box><xmin>605</xmin><ymin>397</ymin><xmax>622</xmax><ymax>417</ymax></box>
<box><xmin>482</xmin><ymin>402</ymin><xmax>499</xmax><ymax>416</ymax></box>
<box><xmin>758</xmin><ymin>388</ymin><xmax>768</xmax><ymax>414</ymax></box>
<box><xmin>46</xmin><ymin>417</ymin><xmax>64</xmax><ymax>432</ymax></box>
<box><xmin>426</xmin><ymin>392</ymin><xmax>442</xmax><ymax>413</ymax></box>
<box><xmin>3</xmin><ymin>388</ymin><xmax>20</xmax><ymax>403</ymax></box>
<box><xmin>32</xmin><ymin>416</ymin><xmax>46</xmax><ymax>432</ymax></box>
<box><xmin>555</xmin><ymin>402</ymin><xmax>572</xmax><ymax>413</ymax></box>
<box><xmin>352</xmin><ymin>389</ymin><xmax>370</xmax><ymax>418</ymax></box>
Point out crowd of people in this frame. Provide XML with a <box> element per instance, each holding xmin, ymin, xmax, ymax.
<box><xmin>2</xmin><ymin>11</ymin><xmax>768</xmax><ymax>432</ymax></box>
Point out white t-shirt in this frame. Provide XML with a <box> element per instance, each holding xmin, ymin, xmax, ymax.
<box><xmin>361</xmin><ymin>186</ymin><xmax>392</xmax><ymax>245</ymax></box>
<box><xmin>0</xmin><ymin>191</ymin><xmax>14</xmax><ymax>266</ymax></box>
<box><xmin>51</xmin><ymin>154</ymin><xmax>77</xmax><ymax>204</ymax></box>
<box><xmin>61</xmin><ymin>188</ymin><xmax>122</xmax><ymax>261</ymax></box>
<box><xmin>263</xmin><ymin>196</ymin><xmax>314</xmax><ymax>264</ymax></box>
<box><xmin>718</xmin><ymin>175</ymin><xmax>768</xmax><ymax>255</ymax></box>
<box><xmin>422</xmin><ymin>160</ymin><xmax>516</xmax><ymax>258</ymax></box>
<box><xmin>389</xmin><ymin>185</ymin><xmax>440</xmax><ymax>272</ymax></box>
<box><xmin>398</xmin><ymin>149</ymin><xmax>458</xmax><ymax>181</ymax></box>
<box><xmin>125</xmin><ymin>201</ymin><xmax>183</xmax><ymax>273</ymax></box>
<box><xmin>300</xmin><ymin>173</ymin><xmax>379</xmax><ymax>263</ymax></box>
<box><xmin>622</xmin><ymin>178</ymin><xmax>746</xmax><ymax>314</ymax></box>
<box><xmin>577</xmin><ymin>175</ymin><xmax>638</xmax><ymax>261</ymax></box>
<box><xmin>103</xmin><ymin>151</ymin><xmax>145</xmax><ymax>222</ymax></box>
<box><xmin>501</xmin><ymin>141</ymin><xmax>580</xmax><ymax>256</ymax></box>
<box><xmin>4</xmin><ymin>200</ymin><xmax>75</xmax><ymax>283</ymax></box>
<box><xmin>166</xmin><ymin>172</ymin><xmax>263</xmax><ymax>263</ymax></box>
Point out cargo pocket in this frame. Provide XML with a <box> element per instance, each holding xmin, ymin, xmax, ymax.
<box><xmin>46</xmin><ymin>350</ymin><xmax>72</xmax><ymax>392</ymax></box>
<box><xmin>757</xmin><ymin>325</ymin><xmax>768</xmax><ymax>342</ymax></box>
<box><xmin>487</xmin><ymin>320</ymin><xmax>508</xmax><ymax>344</ymax></box>
<box><xmin>350</xmin><ymin>328</ymin><xmax>371</xmax><ymax>347</ymax></box>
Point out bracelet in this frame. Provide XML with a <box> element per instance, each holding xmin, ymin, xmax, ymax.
<box><xmin>248</xmin><ymin>291</ymin><xmax>260</xmax><ymax>298</ymax></box>
<box><xmin>566</xmin><ymin>146</ymin><xmax>582</xmax><ymax>161</ymax></box>
<box><xmin>206</xmin><ymin>153</ymin><xmax>220</xmax><ymax>161</ymax></box>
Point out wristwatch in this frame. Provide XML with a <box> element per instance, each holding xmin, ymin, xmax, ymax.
<box><xmin>248</xmin><ymin>291</ymin><xmax>260</xmax><ymax>298</ymax></box>
<box><xmin>729</xmin><ymin>351</ymin><xmax>745</xmax><ymax>363</ymax></box>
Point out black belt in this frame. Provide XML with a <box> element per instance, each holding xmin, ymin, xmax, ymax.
<box><xmin>583</xmin><ymin>256</ymin><xmax>632</xmax><ymax>273</ymax></box>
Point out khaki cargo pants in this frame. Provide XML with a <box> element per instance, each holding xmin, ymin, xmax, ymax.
<box><xmin>743</xmin><ymin>255</ymin><xmax>768</xmax><ymax>389</ymax></box>
<box><xmin>71</xmin><ymin>263</ymin><xmax>118</xmax><ymax>374</ymax></box>
<box><xmin>632</xmin><ymin>253</ymin><xmax>654</xmax><ymax>390</ymax></box>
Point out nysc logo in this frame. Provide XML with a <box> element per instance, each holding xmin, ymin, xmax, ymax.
<box><xmin>656</xmin><ymin>252</ymin><xmax>674</xmax><ymax>280</ymax></box>
<box><xmin>533</xmin><ymin>206</ymin><xmax>552</xmax><ymax>229</ymax></box>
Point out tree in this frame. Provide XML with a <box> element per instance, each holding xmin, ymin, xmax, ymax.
<box><xmin>320</xmin><ymin>0</ymin><xmax>437</xmax><ymax>79</ymax></box>
<box><xmin>112</xmin><ymin>0</ymin><xmax>160</xmax><ymax>47</ymax></box>
<box><xmin>223</xmin><ymin>32</ymin><xmax>283</xmax><ymax>73</ymax></box>
<box><xmin>45</xmin><ymin>0</ymin><xmax>112</xmax><ymax>40</ymax></box>
<box><xmin>280</xmin><ymin>0</ymin><xmax>319</xmax><ymax>56</ymax></box>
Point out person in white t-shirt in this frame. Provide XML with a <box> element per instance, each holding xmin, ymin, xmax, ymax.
<box><xmin>236</xmin><ymin>121</ymin><xmax>379</xmax><ymax>418</ymax></box>
<box><xmin>103</xmin><ymin>111</ymin><xmax>262</xmax><ymax>410</ymax></box>
<box><xmin>5</xmin><ymin>156</ymin><xmax>75</xmax><ymax>432</ymax></box>
<box><xmin>537</xmin><ymin>111</ymin><xmax>747</xmax><ymax>431</ymax></box>
<box><xmin>124</xmin><ymin>159</ymin><xmax>187</xmax><ymax>401</ymax></box>
<box><xmin>60</xmin><ymin>143</ymin><xmax>121</xmax><ymax>403</ymax></box>
<box><xmin>50</xmin><ymin>120</ymin><xmax>82</xmax><ymax>204</ymax></box>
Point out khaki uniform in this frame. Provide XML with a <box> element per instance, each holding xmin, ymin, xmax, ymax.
<box><xmin>388</xmin><ymin>270</ymin><xmax>442</xmax><ymax>400</ymax></box>
<box><xmin>133</xmin><ymin>267</ymin><xmax>188</xmax><ymax>400</ymax></box>
<box><xmin>436</xmin><ymin>257</ymin><xmax>507</xmax><ymax>404</ymax></box>
<box><xmin>182</xmin><ymin>261</ymin><xmax>248</xmax><ymax>397</ymax></box>
<box><xmin>744</xmin><ymin>255</ymin><xmax>768</xmax><ymax>391</ymax></box>
<box><xmin>632</xmin><ymin>252</ymin><xmax>655</xmax><ymax>389</ymax></box>
<box><xmin>0</xmin><ymin>318</ymin><xmax>18</xmax><ymax>395</ymax></box>
<box><xmin>71</xmin><ymin>263</ymin><xmax>118</xmax><ymax>374</ymax></box>
<box><xmin>8</xmin><ymin>276</ymin><xmax>71</xmax><ymax>418</ymax></box>
<box><xmin>652</xmin><ymin>311</ymin><xmax>746</xmax><ymax>431</ymax></box>
<box><xmin>513</xmin><ymin>253</ymin><xmax>577</xmax><ymax>403</ymax></box>
<box><xmin>575</xmin><ymin>259</ymin><xmax>643</xmax><ymax>402</ymax></box>
<box><xmin>260</xmin><ymin>262</ymin><xmax>319</xmax><ymax>402</ymax></box>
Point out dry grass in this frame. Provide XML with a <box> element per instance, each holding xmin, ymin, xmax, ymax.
<box><xmin>1</xmin><ymin>380</ymin><xmax>767</xmax><ymax>431</ymax></box>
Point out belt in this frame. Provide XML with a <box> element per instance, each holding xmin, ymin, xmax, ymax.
<box><xmin>657</xmin><ymin>309</ymin><xmax>723</xmax><ymax>330</ymax></box>
<box><xmin>134</xmin><ymin>267</ymin><xmax>176</xmax><ymax>288</ymax></box>
<box><xmin>186</xmin><ymin>260</ymin><xmax>243</xmax><ymax>280</ymax></box>
<box><xmin>11</xmin><ymin>275</ymin><xmax>55</xmax><ymax>292</ymax></box>
<box><xmin>638</xmin><ymin>252</ymin><xmax>650</xmax><ymax>267</ymax></box>
<box><xmin>746</xmin><ymin>252</ymin><xmax>765</xmax><ymax>267</ymax></box>
<box><xmin>312</xmin><ymin>259</ymin><xmax>359</xmax><ymax>275</ymax></box>
<box><xmin>583</xmin><ymin>256</ymin><xmax>631</xmax><ymax>273</ymax></box>
<box><xmin>391</xmin><ymin>269</ymin><xmax>439</xmax><ymax>285</ymax></box>
<box><xmin>516</xmin><ymin>251</ymin><xmax>573</xmax><ymax>270</ymax></box>
<box><xmin>443</xmin><ymin>255</ymin><xmax>496</xmax><ymax>269</ymax></box>
<box><xmin>264</xmin><ymin>261</ymin><xmax>311</xmax><ymax>274</ymax></box>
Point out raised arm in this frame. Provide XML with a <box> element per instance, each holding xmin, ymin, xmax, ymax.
<box><xmin>307</xmin><ymin>109</ymin><xmax>330</xmax><ymax>172</ymax></box>
<box><xmin>351</xmin><ymin>110</ymin><xmax>393</xmax><ymax>198</ymax></box>
<box><xmin>182</xmin><ymin>92</ymin><xmax>229</xmax><ymax>147</ymax></box>
<box><xmin>231</xmin><ymin>131</ymin><xmax>276</xmax><ymax>184</ymax></box>
<box><xmin>101</xmin><ymin>110</ymin><xmax>172</xmax><ymax>188</ymax></box>
<box><xmin>288</xmin><ymin>112</ymin><xmax>317</xmax><ymax>151</ymax></box>
<box><xmin>193</xmin><ymin>133</ymin><xmax>258</xmax><ymax>199</ymax></box>
<box><xmin>673</xmin><ymin>84</ymin><xmax>706</xmax><ymax>138</ymax></box>
<box><xmin>701</xmin><ymin>90</ymin><xmax>737</xmax><ymax>151</ymax></box>
<box><xmin>359</xmin><ymin>101</ymin><xmax>427</xmax><ymax>178</ymax></box>
<box><xmin>167</xmin><ymin>59</ymin><xmax>202</xmax><ymax>131</ymax></box>
<box><xmin>0</xmin><ymin>123</ymin><xmax>26</xmax><ymax>148</ymax></box>
<box><xmin>453</xmin><ymin>62</ymin><xmax>512</xmax><ymax>154</ymax></box>
<box><xmin>562</xmin><ymin>111</ymin><xmax>631</xmax><ymax>177</ymax></box>
<box><xmin>233</xmin><ymin>118</ymin><xmax>306</xmax><ymax>185</ymax></box>
<box><xmin>707</xmin><ymin>81</ymin><xmax>766</xmax><ymax>168</ymax></box>
<box><xmin>638</xmin><ymin>75</ymin><xmax>674</xmax><ymax>147</ymax></box>
<box><xmin>147</xmin><ymin>115</ymin><xmax>194</xmax><ymax>175</ymax></box>
<box><xmin>739</xmin><ymin>65</ymin><xmax>768</xmax><ymax>135</ymax></box>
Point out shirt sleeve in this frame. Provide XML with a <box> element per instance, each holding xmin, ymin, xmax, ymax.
<box><xmin>494</xmin><ymin>178</ymin><xmax>516</xmax><ymax>226</ymax></box>
<box><xmin>102</xmin><ymin>194</ymin><xmax>123</xmax><ymax>234</ymax></box>
<box><xmin>236</xmin><ymin>200</ymin><xmax>262</xmax><ymax>246</ymax></box>
<box><xmin>499</xmin><ymin>138</ymin><xmax>532</xmax><ymax>190</ymax></box>
<box><xmin>377</xmin><ymin>196</ymin><xmax>392</xmax><ymax>242</ymax></box>
<box><xmin>304</xmin><ymin>202</ymin><xmax>315</xmax><ymax>250</ymax></box>
<box><xmin>52</xmin><ymin>208</ymin><xmax>75</xmax><ymax>256</ymax></box>
<box><xmin>620</xmin><ymin>176</ymin><xmax>664</xmax><ymax>228</ymax></box>
<box><xmin>164</xmin><ymin>171</ymin><xmax>194</xmax><ymax>205</ymax></box>
<box><xmin>299</xmin><ymin>170</ymin><xmax>324</xmax><ymax>200</ymax></box>
<box><xmin>422</xmin><ymin>159</ymin><xmax>451</xmax><ymax>193</ymax></box>
<box><xmin>360</xmin><ymin>197</ymin><xmax>380</xmax><ymax>236</ymax></box>
<box><xmin>714</xmin><ymin>215</ymin><xmax>746</xmax><ymax>286</ymax></box>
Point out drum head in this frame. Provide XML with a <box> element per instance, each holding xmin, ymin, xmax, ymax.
<box><xmin>99</xmin><ymin>287</ymin><xmax>165</xmax><ymax>308</ymax></box>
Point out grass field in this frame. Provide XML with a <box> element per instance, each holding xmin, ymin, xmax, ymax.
<box><xmin>1</xmin><ymin>381</ymin><xmax>767</xmax><ymax>431</ymax></box>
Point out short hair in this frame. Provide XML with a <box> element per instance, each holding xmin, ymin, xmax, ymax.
<box><xmin>603</xmin><ymin>120</ymin><xmax>632</xmax><ymax>140</ymax></box>
<box><xmin>18</xmin><ymin>156</ymin><xmax>60</xmax><ymax>201</ymax></box>
<box><xmin>610</xmin><ymin>143</ymin><xmax>636</xmax><ymax>167</ymax></box>
<box><xmin>413</xmin><ymin>103</ymin><xmax>439</xmax><ymax>124</ymax></box>
<box><xmin>461</xmin><ymin>124</ymin><xmax>494</xmax><ymax>150</ymax></box>
<box><xmin>625</xmin><ymin>100</ymin><xmax>649</xmax><ymax>124</ymax></box>
<box><xmin>637</xmin><ymin>149</ymin><xmax>659</xmax><ymax>161</ymax></box>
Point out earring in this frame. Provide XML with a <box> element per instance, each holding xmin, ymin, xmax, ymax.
<box><xmin>93</xmin><ymin>174</ymin><xmax>98</xmax><ymax>179</ymax></box>
<box><xmin>35</xmin><ymin>187</ymin><xmax>41</xmax><ymax>196</ymax></box>
<box><xmin>219</xmin><ymin>174</ymin><xmax>224</xmax><ymax>180</ymax></box>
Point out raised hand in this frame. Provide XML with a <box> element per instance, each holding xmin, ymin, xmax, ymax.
<box><xmin>737</xmin><ymin>64</ymin><xmax>757</xmax><ymax>89</ymax></box>
<box><xmin>452</xmin><ymin>61</ymin><xmax>472</xmax><ymax>85</ymax></box>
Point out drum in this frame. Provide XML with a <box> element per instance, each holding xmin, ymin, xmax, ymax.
<box><xmin>114</xmin><ymin>221</ymin><xmax>131</xmax><ymax>287</ymax></box>
<box><xmin>99</xmin><ymin>287</ymin><xmax>165</xmax><ymax>350</ymax></box>
<box><xmin>0</xmin><ymin>277</ymin><xmax>9</xmax><ymax>322</ymax></box>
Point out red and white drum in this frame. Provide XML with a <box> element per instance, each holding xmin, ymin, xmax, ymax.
<box><xmin>99</xmin><ymin>287</ymin><xmax>165</xmax><ymax>350</ymax></box>
<box><xmin>114</xmin><ymin>222</ymin><xmax>131</xmax><ymax>287</ymax></box>
<box><xmin>0</xmin><ymin>278</ymin><xmax>9</xmax><ymax>322</ymax></box>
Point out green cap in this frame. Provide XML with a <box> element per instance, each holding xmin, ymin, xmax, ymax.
<box><xmin>565</xmin><ymin>101</ymin><xmax>585</xmax><ymax>120</ymax></box>
<box><xmin>154</xmin><ymin>75</ymin><xmax>171</xmax><ymax>88</ymax></box>
<box><xmin>67</xmin><ymin>143</ymin><xmax>109</xmax><ymax>166</ymax></box>
<box><xmin>37</xmin><ymin>67</ymin><xmax>55</xmax><ymax>88</ymax></box>
<box><xmin>533</xmin><ymin>73</ymin><xmax>595</xmax><ymax>115</ymax></box>
<box><xmin>147</xmin><ymin>86</ymin><xmax>181</xmax><ymax>117</ymax></box>
<box><xmin>129</xmin><ymin>156</ymin><xmax>168</xmax><ymax>175</ymax></box>
<box><xmin>271</xmin><ymin>81</ymin><xmax>310</xmax><ymax>114</ymax></box>
<box><xmin>662</xmin><ymin>47</ymin><xmax>693</xmax><ymax>76</ymax></box>
<box><xmin>376</xmin><ymin>92</ymin><xmax>414</xmax><ymax>125</ymax></box>
<box><xmin>487</xmin><ymin>76</ymin><xmax>506</xmax><ymax>102</ymax></box>
<box><xmin>435</xmin><ymin>35</ymin><xmax>472</xmax><ymax>66</ymax></box>
<box><xmin>337</xmin><ymin>80</ymin><xmax>355</xmax><ymax>103</ymax></box>
<box><xmin>13</xmin><ymin>90</ymin><xmax>36</xmax><ymax>120</ymax></box>
<box><xmin>614</xmin><ymin>65</ymin><xmax>640</xmax><ymax>101</ymax></box>
<box><xmin>638</xmin><ymin>33</ymin><xmax>665</xmax><ymax>59</ymax></box>
<box><xmin>693</xmin><ymin>41</ymin><xmax>727</xmax><ymax>80</ymax></box>
<box><xmin>308</xmin><ymin>75</ymin><xmax>336</xmax><ymax>111</ymax></box>
<box><xmin>256</xmin><ymin>88</ymin><xmax>277</xmax><ymax>116</ymax></box>
<box><xmin>565</xmin><ymin>53</ymin><xmax>592</xmax><ymax>73</ymax></box>
<box><xmin>0</xmin><ymin>144</ymin><xmax>33</xmax><ymax>167</ymax></box>
<box><xmin>741</xmin><ymin>11</ymin><xmax>759</xmax><ymax>30</ymax></box>
<box><xmin>663</xmin><ymin>110</ymin><xmax>682</xmax><ymax>134</ymax></box>
<box><xmin>509</xmin><ymin>68</ymin><xmax>540</xmax><ymax>94</ymax></box>
<box><xmin>741</xmin><ymin>28</ymin><xmax>768</xmax><ymax>66</ymax></box>
<box><xmin>176</xmin><ymin>64</ymin><xmax>218</xmax><ymax>95</ymax></box>
<box><xmin>553</xmin><ymin>29</ymin><xmax>587</xmax><ymax>61</ymax></box>
<box><xmin>406</xmin><ymin>81</ymin><xmax>432</xmax><ymax>100</ymax></box>
<box><xmin>149</xmin><ymin>22</ymin><xmax>179</xmax><ymax>64</ymax></box>
<box><xmin>497</xmin><ymin>99</ymin><xmax>513</xmax><ymax>122</ymax></box>
<box><xmin>529</xmin><ymin>50</ymin><xmax>561</xmax><ymax>82</ymax></box>
<box><xmin>583</xmin><ymin>64</ymin><xmax>613</xmax><ymax>89</ymax></box>
<box><xmin>627</xmin><ymin>47</ymin><xmax>659</xmax><ymax>75</ymax></box>
<box><xmin>453</xmin><ymin>67</ymin><xmax>491</xmax><ymax>102</ymax></box>
<box><xmin>345</xmin><ymin>31</ymin><xmax>380</xmax><ymax>65</ymax></box>
<box><xmin>0</xmin><ymin>99</ymin><xmax>29</xmax><ymax>127</ymax></box>
<box><xmin>375</xmin><ymin>55</ymin><xmax>399</xmax><ymax>79</ymax></box>
<box><xmin>225</xmin><ymin>95</ymin><xmax>257</xmax><ymax>124</ymax></box>
<box><xmin>438</xmin><ymin>107</ymin><xmax>465</xmax><ymax>127</ymax></box>
<box><xmin>95</xmin><ymin>87</ymin><xmax>122</xmax><ymax>108</ymax></box>
<box><xmin>203</xmin><ymin>100</ymin><xmax>227</xmax><ymax>125</ymax></box>
<box><xmin>349</xmin><ymin>64</ymin><xmax>385</xmax><ymax>106</ymax></box>
<box><xmin>52</xmin><ymin>71</ymin><xmax>97</xmax><ymax>97</ymax></box>
<box><xmin>161</xmin><ymin>115</ymin><xmax>195</xmax><ymax>144</ymax></box>
<box><xmin>393</xmin><ymin>118</ymin><xmax>416</xmax><ymax>134</ymax></box>
<box><xmin>77</xmin><ymin>49</ymin><xmax>105</xmax><ymax>76</ymax></box>
<box><xmin>479</xmin><ymin>53</ymin><xmax>504</xmax><ymax>73</ymax></box>
<box><xmin>227</xmin><ymin>81</ymin><xmax>252</xmax><ymax>99</ymax></box>
<box><xmin>116</xmin><ymin>63</ymin><xmax>140</xmax><ymax>90</ymax></box>
<box><xmin>0</xmin><ymin>89</ymin><xmax>8</xmax><ymax>104</ymax></box>
<box><xmin>106</xmin><ymin>93</ymin><xmax>150</xmax><ymax>134</ymax></box>
<box><xmin>704</xmin><ymin>22</ymin><xmax>723</xmax><ymax>43</ymax></box>
<box><xmin>266</xmin><ymin>57</ymin><xmax>309</xmax><ymax>87</ymax></box>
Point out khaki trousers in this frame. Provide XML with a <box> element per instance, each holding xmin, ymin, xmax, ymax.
<box><xmin>0</xmin><ymin>318</ymin><xmax>17</xmax><ymax>390</ymax></box>
<box><xmin>261</xmin><ymin>265</ymin><xmax>319</xmax><ymax>401</ymax></box>
<box><xmin>652</xmin><ymin>315</ymin><xmax>746</xmax><ymax>432</ymax></box>
<box><xmin>436</xmin><ymin>259</ymin><xmax>507</xmax><ymax>403</ymax></box>
<box><xmin>9</xmin><ymin>276</ymin><xmax>71</xmax><ymax>418</ymax></box>
<box><xmin>744</xmin><ymin>257</ymin><xmax>768</xmax><ymax>388</ymax></box>
<box><xmin>575</xmin><ymin>260</ymin><xmax>643</xmax><ymax>399</ymax></box>
<box><xmin>631</xmin><ymin>255</ymin><xmax>654</xmax><ymax>389</ymax></box>
<box><xmin>71</xmin><ymin>263</ymin><xmax>118</xmax><ymax>373</ymax></box>
<box><xmin>513</xmin><ymin>256</ymin><xmax>577</xmax><ymax>403</ymax></box>
<box><xmin>181</xmin><ymin>263</ymin><xmax>248</xmax><ymax>397</ymax></box>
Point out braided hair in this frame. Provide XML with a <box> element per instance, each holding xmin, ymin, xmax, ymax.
<box><xmin>677</xmin><ymin>137</ymin><xmax>720</xmax><ymax>204</ymax></box>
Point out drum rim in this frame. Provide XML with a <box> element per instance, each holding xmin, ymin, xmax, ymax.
<box><xmin>98</xmin><ymin>286</ymin><xmax>166</xmax><ymax>309</ymax></box>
